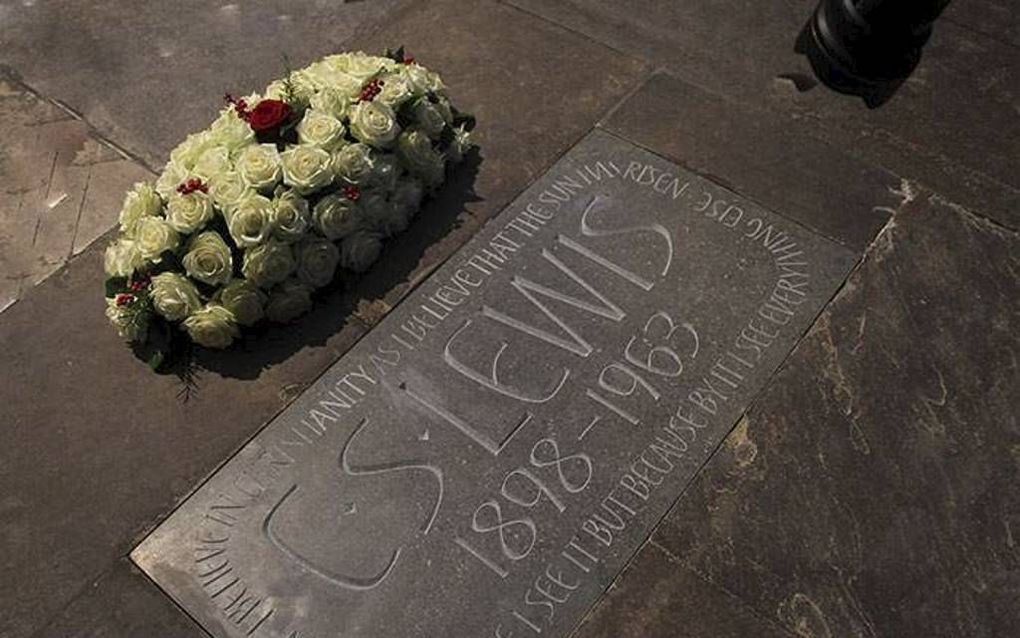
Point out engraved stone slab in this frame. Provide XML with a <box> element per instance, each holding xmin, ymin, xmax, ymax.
<box><xmin>132</xmin><ymin>130</ymin><xmax>858</xmax><ymax>638</ymax></box>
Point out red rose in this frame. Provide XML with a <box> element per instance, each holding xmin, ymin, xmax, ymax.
<box><xmin>246</xmin><ymin>99</ymin><xmax>292</xmax><ymax>133</ymax></box>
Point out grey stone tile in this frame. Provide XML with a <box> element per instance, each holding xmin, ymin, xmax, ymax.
<box><xmin>31</xmin><ymin>559</ymin><xmax>208</xmax><ymax>638</ymax></box>
<box><xmin>944</xmin><ymin>0</ymin><xmax>1018</xmax><ymax>47</ymax></box>
<box><xmin>0</xmin><ymin>232</ymin><xmax>370</xmax><ymax>638</ymax></box>
<box><xmin>0</xmin><ymin>3</ymin><xmax>650</xmax><ymax>635</ymax></box>
<box><xmin>506</xmin><ymin>0</ymin><xmax>1020</xmax><ymax>230</ymax></box>
<box><xmin>652</xmin><ymin>194</ymin><xmax>1020</xmax><ymax>637</ymax></box>
<box><xmin>132</xmin><ymin>130</ymin><xmax>857</xmax><ymax>638</ymax></box>
<box><xmin>337</xmin><ymin>0</ymin><xmax>649</xmax><ymax>319</ymax></box>
<box><xmin>0</xmin><ymin>0</ymin><xmax>410</xmax><ymax>168</ymax></box>
<box><xmin>0</xmin><ymin>73</ymin><xmax>151</xmax><ymax>313</ymax></box>
<box><xmin>601</xmin><ymin>72</ymin><xmax>901</xmax><ymax>252</ymax></box>
<box><xmin>572</xmin><ymin>541</ymin><xmax>793</xmax><ymax>638</ymax></box>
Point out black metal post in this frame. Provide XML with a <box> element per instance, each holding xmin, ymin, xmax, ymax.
<box><xmin>796</xmin><ymin>0</ymin><xmax>952</xmax><ymax>107</ymax></box>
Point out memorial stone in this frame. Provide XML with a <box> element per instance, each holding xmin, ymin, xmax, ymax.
<box><xmin>133</xmin><ymin>130</ymin><xmax>857</xmax><ymax>638</ymax></box>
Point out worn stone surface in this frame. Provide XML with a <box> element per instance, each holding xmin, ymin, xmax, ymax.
<box><xmin>345</xmin><ymin>0</ymin><xmax>649</xmax><ymax>320</ymax></box>
<box><xmin>0</xmin><ymin>0</ymin><xmax>410</xmax><ymax>168</ymax></box>
<box><xmin>572</xmin><ymin>541</ymin><xmax>793</xmax><ymax>638</ymax></box>
<box><xmin>944</xmin><ymin>0</ymin><xmax>1018</xmax><ymax>48</ymax></box>
<box><xmin>650</xmin><ymin>194</ymin><xmax>1020</xmax><ymax>637</ymax></box>
<box><xmin>0</xmin><ymin>227</ymin><xmax>369</xmax><ymax>638</ymax></box>
<box><xmin>0</xmin><ymin>71</ymin><xmax>151</xmax><ymax>313</ymax></box>
<box><xmin>133</xmin><ymin>130</ymin><xmax>856</xmax><ymax>638</ymax></box>
<box><xmin>506</xmin><ymin>0</ymin><xmax>1020</xmax><ymax>230</ymax></box>
<box><xmin>29</xmin><ymin>560</ymin><xmax>208</xmax><ymax>638</ymax></box>
<box><xmin>601</xmin><ymin>72</ymin><xmax>901</xmax><ymax>252</ymax></box>
<box><xmin>0</xmin><ymin>3</ymin><xmax>652</xmax><ymax>636</ymax></box>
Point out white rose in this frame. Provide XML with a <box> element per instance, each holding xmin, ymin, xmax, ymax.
<box><xmin>305</xmin><ymin>62</ymin><xmax>363</xmax><ymax>98</ymax></box>
<box><xmin>183</xmin><ymin>304</ymin><xmax>239</xmax><ymax>349</ymax></box>
<box><xmin>304</xmin><ymin>59</ymin><xmax>363</xmax><ymax>93</ymax></box>
<box><xmin>208</xmin><ymin>171</ymin><xmax>255</xmax><ymax>212</ymax></box>
<box><xmin>105</xmin><ymin>298</ymin><xmax>148</xmax><ymax>342</ymax></box>
<box><xmin>166</xmin><ymin>190</ymin><xmax>214</xmax><ymax>234</ymax></box>
<box><xmin>401</xmin><ymin>64</ymin><xmax>443</xmax><ymax>96</ymax></box>
<box><xmin>270</xmin><ymin>190</ymin><xmax>311</xmax><ymax>243</ymax></box>
<box><xmin>332</xmin><ymin>143</ymin><xmax>375</xmax><ymax>186</ymax></box>
<box><xmin>118</xmin><ymin>182</ymin><xmax>163</xmax><ymax>234</ymax></box>
<box><xmin>266</xmin><ymin>279</ymin><xmax>314</xmax><ymax>323</ymax></box>
<box><xmin>192</xmin><ymin>146</ymin><xmax>232</xmax><ymax>181</ymax></box>
<box><xmin>280</xmin><ymin>145</ymin><xmax>334</xmax><ymax>194</ymax></box>
<box><xmin>150</xmin><ymin>272</ymin><xmax>202</xmax><ymax>321</ymax></box>
<box><xmin>170</xmin><ymin>131</ymin><xmax>214</xmax><ymax>171</ymax></box>
<box><xmin>312</xmin><ymin>193</ymin><xmax>363</xmax><ymax>241</ymax></box>
<box><xmin>434</xmin><ymin>96</ymin><xmax>454</xmax><ymax>125</ymax></box>
<box><xmin>397</xmin><ymin>128</ymin><xmax>445</xmax><ymax>187</ymax></box>
<box><xmin>392</xmin><ymin>178</ymin><xmax>425</xmax><ymax>219</ymax></box>
<box><xmin>425</xmin><ymin>70</ymin><xmax>446</xmax><ymax>94</ymax></box>
<box><xmin>340</xmin><ymin>230</ymin><xmax>384</xmax><ymax>273</ymax></box>
<box><xmin>368</xmin><ymin>153</ymin><xmax>400</xmax><ymax>192</ymax></box>
<box><xmin>327</xmin><ymin>53</ymin><xmax>388</xmax><ymax>82</ymax></box>
<box><xmin>182</xmin><ymin>232</ymin><xmax>233</xmax><ymax>286</ymax></box>
<box><xmin>376</xmin><ymin>73</ymin><xmax>413</xmax><ymax>108</ymax></box>
<box><xmin>349</xmin><ymin>100</ymin><xmax>401</xmax><ymax>148</ymax></box>
<box><xmin>134</xmin><ymin>217</ymin><xmax>180</xmax><ymax>261</ymax></box>
<box><xmin>448</xmin><ymin>124</ymin><xmax>472</xmax><ymax>164</ymax></box>
<box><xmin>209</xmin><ymin>108</ymin><xmax>256</xmax><ymax>152</ymax></box>
<box><xmin>104</xmin><ymin>239</ymin><xmax>144</xmax><ymax>277</ymax></box>
<box><xmin>227</xmin><ymin>194</ymin><xmax>274</xmax><ymax>247</ymax></box>
<box><xmin>264</xmin><ymin>79</ymin><xmax>293</xmax><ymax>104</ymax></box>
<box><xmin>242</xmin><ymin>239</ymin><xmax>296</xmax><ymax>289</ymax></box>
<box><xmin>155</xmin><ymin>161</ymin><xmax>189</xmax><ymax>200</ymax></box>
<box><xmin>295</xmin><ymin>237</ymin><xmax>341</xmax><ymax>288</ymax></box>
<box><xmin>219</xmin><ymin>279</ymin><xmax>266</xmax><ymax>326</ymax></box>
<box><xmin>309</xmin><ymin>87</ymin><xmax>351</xmax><ymax>120</ymax></box>
<box><xmin>237</xmin><ymin>144</ymin><xmax>283</xmax><ymax>192</ymax></box>
<box><xmin>288</xmin><ymin>71</ymin><xmax>319</xmax><ymax>105</ymax></box>
<box><xmin>361</xmin><ymin>190</ymin><xmax>408</xmax><ymax>237</ymax></box>
<box><xmin>413</xmin><ymin>100</ymin><xmax>447</xmax><ymax>139</ymax></box>
<box><xmin>297</xmin><ymin>110</ymin><xmax>346</xmax><ymax>151</ymax></box>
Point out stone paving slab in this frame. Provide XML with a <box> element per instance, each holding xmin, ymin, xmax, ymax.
<box><xmin>506</xmin><ymin>0</ymin><xmax>1020</xmax><ymax>231</ymax></box>
<box><xmin>600</xmin><ymin>72</ymin><xmax>902</xmax><ymax>252</ymax></box>
<box><xmin>943</xmin><ymin>0</ymin><xmax>1018</xmax><ymax>47</ymax></box>
<box><xmin>340</xmin><ymin>0</ymin><xmax>650</xmax><ymax>323</ymax></box>
<box><xmin>28</xmin><ymin>559</ymin><xmax>207</xmax><ymax>638</ymax></box>
<box><xmin>0</xmin><ymin>0</ymin><xmax>411</xmax><ymax>169</ymax></box>
<box><xmin>133</xmin><ymin>129</ymin><xmax>857</xmax><ymax>638</ymax></box>
<box><xmin>0</xmin><ymin>71</ymin><xmax>152</xmax><ymax>313</ymax></box>
<box><xmin>572</xmin><ymin>541</ymin><xmax>793</xmax><ymax>638</ymax></box>
<box><xmin>0</xmin><ymin>3</ymin><xmax>649</xmax><ymax>635</ymax></box>
<box><xmin>634</xmin><ymin>193</ymin><xmax>1019</xmax><ymax>637</ymax></box>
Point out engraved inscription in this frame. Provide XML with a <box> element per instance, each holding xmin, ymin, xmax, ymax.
<box><xmin>132</xmin><ymin>131</ymin><xmax>855</xmax><ymax>638</ymax></box>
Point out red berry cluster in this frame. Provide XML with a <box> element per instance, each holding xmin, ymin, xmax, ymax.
<box><xmin>129</xmin><ymin>275</ymin><xmax>151</xmax><ymax>292</ymax></box>
<box><xmin>176</xmin><ymin>178</ymin><xmax>209</xmax><ymax>195</ymax></box>
<box><xmin>115</xmin><ymin>293</ymin><xmax>135</xmax><ymax>307</ymax></box>
<box><xmin>359</xmin><ymin>78</ymin><xmax>386</xmax><ymax>102</ymax></box>
<box><xmin>224</xmin><ymin>93</ymin><xmax>252</xmax><ymax>121</ymax></box>
<box><xmin>342</xmin><ymin>185</ymin><xmax>362</xmax><ymax>201</ymax></box>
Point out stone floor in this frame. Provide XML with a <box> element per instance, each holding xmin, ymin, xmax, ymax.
<box><xmin>0</xmin><ymin>1</ymin><xmax>1016</xmax><ymax>637</ymax></box>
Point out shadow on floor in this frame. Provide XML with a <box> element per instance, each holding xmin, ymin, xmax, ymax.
<box><xmin>185</xmin><ymin>149</ymin><xmax>483</xmax><ymax>382</ymax></box>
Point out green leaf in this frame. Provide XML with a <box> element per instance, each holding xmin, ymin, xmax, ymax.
<box><xmin>148</xmin><ymin>350</ymin><xmax>165</xmax><ymax>371</ymax></box>
<box><xmin>149</xmin><ymin>249</ymin><xmax>184</xmax><ymax>276</ymax></box>
<box><xmin>104</xmin><ymin>276</ymin><xmax>129</xmax><ymax>298</ymax></box>
<box><xmin>437</xmin><ymin>125</ymin><xmax>457</xmax><ymax>152</ymax></box>
<box><xmin>396</xmin><ymin>99</ymin><xmax>419</xmax><ymax>129</ymax></box>
<box><xmin>451</xmin><ymin>106</ymin><xmax>477</xmax><ymax>132</ymax></box>
<box><xmin>384</xmin><ymin>46</ymin><xmax>406</xmax><ymax>63</ymax></box>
